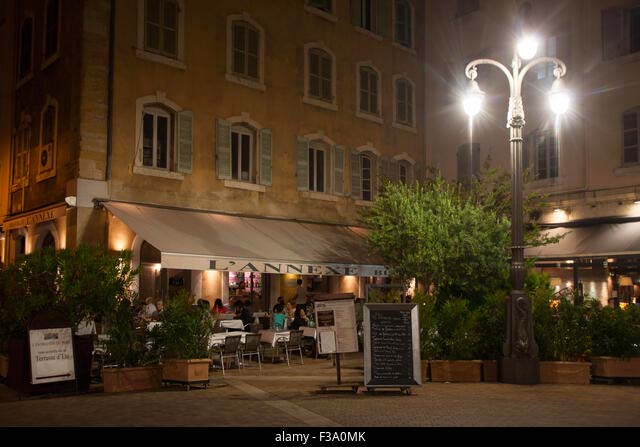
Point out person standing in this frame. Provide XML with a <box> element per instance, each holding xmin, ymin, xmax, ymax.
<box><xmin>295</xmin><ymin>278</ymin><xmax>306</xmax><ymax>313</ymax></box>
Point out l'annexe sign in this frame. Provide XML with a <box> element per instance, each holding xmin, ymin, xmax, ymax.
<box><xmin>161</xmin><ymin>253</ymin><xmax>389</xmax><ymax>277</ymax></box>
<box><xmin>3</xmin><ymin>204</ymin><xmax>66</xmax><ymax>231</ymax></box>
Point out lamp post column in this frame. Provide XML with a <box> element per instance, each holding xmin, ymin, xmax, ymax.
<box><xmin>500</xmin><ymin>92</ymin><xmax>540</xmax><ymax>385</ymax></box>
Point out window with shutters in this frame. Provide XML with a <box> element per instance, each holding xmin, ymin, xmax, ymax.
<box><xmin>18</xmin><ymin>16</ymin><xmax>33</xmax><ymax>84</ymax></box>
<box><xmin>623</xmin><ymin>108</ymin><xmax>640</xmax><ymax>166</ymax></box>
<box><xmin>533</xmin><ymin>131</ymin><xmax>558</xmax><ymax>180</ymax></box>
<box><xmin>43</xmin><ymin>0</ymin><xmax>60</xmax><ymax>66</ymax></box>
<box><xmin>457</xmin><ymin>143</ymin><xmax>480</xmax><ymax>186</ymax></box>
<box><xmin>137</xmin><ymin>0</ymin><xmax>184</xmax><ymax>68</ymax></box>
<box><xmin>226</xmin><ymin>15</ymin><xmax>265</xmax><ymax>91</ymax></box>
<box><xmin>135</xmin><ymin>94</ymin><xmax>192</xmax><ymax>179</ymax></box>
<box><xmin>361</xmin><ymin>153</ymin><xmax>373</xmax><ymax>201</ymax></box>
<box><xmin>308</xmin><ymin>143</ymin><xmax>328</xmax><ymax>193</ymax></box>
<box><xmin>394</xmin><ymin>77</ymin><xmax>414</xmax><ymax>128</ymax></box>
<box><xmin>12</xmin><ymin>114</ymin><xmax>32</xmax><ymax>191</ymax></box>
<box><xmin>456</xmin><ymin>0</ymin><xmax>479</xmax><ymax>17</ymax></box>
<box><xmin>394</xmin><ymin>0</ymin><xmax>413</xmax><ymax>49</ymax></box>
<box><xmin>304</xmin><ymin>45</ymin><xmax>337</xmax><ymax>110</ymax></box>
<box><xmin>357</xmin><ymin>64</ymin><xmax>382</xmax><ymax>122</ymax></box>
<box><xmin>36</xmin><ymin>97</ymin><xmax>58</xmax><ymax>182</ymax></box>
<box><xmin>602</xmin><ymin>6</ymin><xmax>640</xmax><ymax>60</ymax></box>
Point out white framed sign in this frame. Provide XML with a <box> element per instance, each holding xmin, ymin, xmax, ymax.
<box><xmin>29</xmin><ymin>328</ymin><xmax>76</xmax><ymax>385</ymax></box>
<box><xmin>315</xmin><ymin>299</ymin><xmax>358</xmax><ymax>354</ymax></box>
<box><xmin>318</xmin><ymin>330</ymin><xmax>337</xmax><ymax>354</ymax></box>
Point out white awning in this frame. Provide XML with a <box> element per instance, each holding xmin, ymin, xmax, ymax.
<box><xmin>525</xmin><ymin>221</ymin><xmax>640</xmax><ymax>260</ymax></box>
<box><xmin>104</xmin><ymin>202</ymin><xmax>387</xmax><ymax>277</ymax></box>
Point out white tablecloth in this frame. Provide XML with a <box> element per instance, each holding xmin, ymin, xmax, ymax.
<box><xmin>220</xmin><ymin>320</ymin><xmax>245</xmax><ymax>330</ymax></box>
<box><xmin>209</xmin><ymin>331</ymin><xmax>251</xmax><ymax>348</ymax></box>
<box><xmin>299</xmin><ymin>326</ymin><xmax>317</xmax><ymax>339</ymax></box>
<box><xmin>260</xmin><ymin>330</ymin><xmax>290</xmax><ymax>347</ymax></box>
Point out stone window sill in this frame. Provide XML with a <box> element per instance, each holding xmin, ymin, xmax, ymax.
<box><xmin>526</xmin><ymin>177</ymin><xmax>559</xmax><ymax>190</ymax></box>
<box><xmin>225</xmin><ymin>73</ymin><xmax>266</xmax><ymax>92</ymax></box>
<box><xmin>354</xmin><ymin>199</ymin><xmax>374</xmax><ymax>207</ymax></box>
<box><xmin>36</xmin><ymin>170</ymin><xmax>56</xmax><ymax>183</ymax></box>
<box><xmin>135</xmin><ymin>49</ymin><xmax>187</xmax><ymax>70</ymax></box>
<box><xmin>303</xmin><ymin>96</ymin><xmax>338</xmax><ymax>111</ymax></box>
<box><xmin>354</xmin><ymin>26</ymin><xmax>383</xmax><ymax>42</ymax></box>
<box><xmin>392</xmin><ymin>42</ymin><xmax>416</xmax><ymax>56</ymax></box>
<box><xmin>133</xmin><ymin>165</ymin><xmax>185</xmax><ymax>180</ymax></box>
<box><xmin>356</xmin><ymin>111</ymin><xmax>384</xmax><ymax>125</ymax></box>
<box><xmin>224</xmin><ymin>180</ymin><xmax>266</xmax><ymax>193</ymax></box>
<box><xmin>393</xmin><ymin>122</ymin><xmax>417</xmax><ymax>134</ymax></box>
<box><xmin>614</xmin><ymin>164</ymin><xmax>640</xmax><ymax>176</ymax></box>
<box><xmin>301</xmin><ymin>191</ymin><xmax>339</xmax><ymax>202</ymax></box>
<box><xmin>304</xmin><ymin>5</ymin><xmax>338</xmax><ymax>23</ymax></box>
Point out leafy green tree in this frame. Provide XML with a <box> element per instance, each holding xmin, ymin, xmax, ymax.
<box><xmin>363</xmin><ymin>176</ymin><xmax>510</xmax><ymax>301</ymax></box>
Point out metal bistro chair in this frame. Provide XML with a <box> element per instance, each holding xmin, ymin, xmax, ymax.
<box><xmin>280</xmin><ymin>330</ymin><xmax>304</xmax><ymax>367</ymax></box>
<box><xmin>211</xmin><ymin>334</ymin><xmax>242</xmax><ymax>377</ymax></box>
<box><xmin>241</xmin><ymin>333</ymin><xmax>263</xmax><ymax>370</ymax></box>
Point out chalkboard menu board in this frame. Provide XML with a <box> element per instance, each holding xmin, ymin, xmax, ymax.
<box><xmin>364</xmin><ymin>304</ymin><xmax>421</xmax><ymax>387</ymax></box>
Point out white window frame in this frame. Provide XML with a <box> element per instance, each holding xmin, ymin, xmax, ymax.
<box><xmin>136</xmin><ymin>0</ymin><xmax>186</xmax><ymax>70</ymax></box>
<box><xmin>223</xmin><ymin>113</ymin><xmax>268</xmax><ymax>191</ymax></box>
<box><xmin>354</xmin><ymin>144</ymin><xmax>381</xmax><ymax>203</ymax></box>
<box><xmin>305</xmin><ymin>0</ymin><xmax>337</xmax><ymax>22</ymax></box>
<box><xmin>226</xmin><ymin>14</ymin><xmax>266</xmax><ymax>92</ymax></box>
<box><xmin>12</xmin><ymin>113</ymin><xmax>32</xmax><ymax>191</ymax></box>
<box><xmin>393</xmin><ymin>153</ymin><xmax>416</xmax><ymax>184</ymax></box>
<box><xmin>393</xmin><ymin>0</ymin><xmax>415</xmax><ymax>53</ymax></box>
<box><xmin>303</xmin><ymin>43</ymin><xmax>338</xmax><ymax>111</ymax></box>
<box><xmin>231</xmin><ymin>125</ymin><xmax>255</xmax><ymax>183</ymax></box>
<box><xmin>16</xmin><ymin>13</ymin><xmax>35</xmax><ymax>88</ymax></box>
<box><xmin>534</xmin><ymin>131</ymin><xmax>559</xmax><ymax>180</ymax></box>
<box><xmin>36</xmin><ymin>96</ymin><xmax>58</xmax><ymax>183</ymax></box>
<box><xmin>308</xmin><ymin>142</ymin><xmax>329</xmax><ymax>193</ymax></box>
<box><xmin>142</xmin><ymin>106</ymin><xmax>172</xmax><ymax>171</ymax></box>
<box><xmin>392</xmin><ymin>75</ymin><xmax>417</xmax><ymax>132</ymax></box>
<box><xmin>356</xmin><ymin>62</ymin><xmax>383</xmax><ymax>124</ymax></box>
<box><xmin>134</xmin><ymin>92</ymin><xmax>185</xmax><ymax>180</ymax></box>
<box><xmin>41</xmin><ymin>0</ymin><xmax>61</xmax><ymax>69</ymax></box>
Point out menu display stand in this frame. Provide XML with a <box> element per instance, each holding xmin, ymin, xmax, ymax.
<box><xmin>364</xmin><ymin>303</ymin><xmax>421</xmax><ymax>395</ymax></box>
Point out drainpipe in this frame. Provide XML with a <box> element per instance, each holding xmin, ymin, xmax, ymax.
<box><xmin>105</xmin><ymin>0</ymin><xmax>115</xmax><ymax>181</ymax></box>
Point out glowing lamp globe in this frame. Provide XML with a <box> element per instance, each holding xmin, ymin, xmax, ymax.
<box><xmin>517</xmin><ymin>36</ymin><xmax>539</xmax><ymax>60</ymax></box>
<box><xmin>463</xmin><ymin>79</ymin><xmax>485</xmax><ymax>117</ymax></box>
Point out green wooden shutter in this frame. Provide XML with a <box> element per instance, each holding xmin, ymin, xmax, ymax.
<box><xmin>350</xmin><ymin>149</ymin><xmax>361</xmax><ymax>199</ymax></box>
<box><xmin>177</xmin><ymin>111</ymin><xmax>194</xmax><ymax>174</ymax></box>
<box><xmin>296</xmin><ymin>137</ymin><xmax>309</xmax><ymax>191</ymax></box>
<box><xmin>351</xmin><ymin>0</ymin><xmax>362</xmax><ymax>27</ymax></box>
<box><xmin>333</xmin><ymin>145</ymin><xmax>345</xmax><ymax>195</ymax></box>
<box><xmin>216</xmin><ymin>118</ymin><xmax>232</xmax><ymax>180</ymax></box>
<box><xmin>260</xmin><ymin>128</ymin><xmax>272</xmax><ymax>186</ymax></box>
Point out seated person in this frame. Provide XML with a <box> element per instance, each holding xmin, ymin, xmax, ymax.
<box><xmin>272</xmin><ymin>312</ymin><xmax>286</xmax><ymax>330</ymax></box>
<box><xmin>234</xmin><ymin>302</ymin><xmax>254</xmax><ymax>327</ymax></box>
<box><xmin>272</xmin><ymin>296</ymin><xmax>285</xmax><ymax>314</ymax></box>
<box><xmin>288</xmin><ymin>307</ymin><xmax>310</xmax><ymax>331</ymax></box>
<box><xmin>284</xmin><ymin>301</ymin><xmax>295</xmax><ymax>319</ymax></box>
<box><xmin>212</xmin><ymin>298</ymin><xmax>227</xmax><ymax>314</ymax></box>
<box><xmin>141</xmin><ymin>297</ymin><xmax>158</xmax><ymax>321</ymax></box>
<box><xmin>243</xmin><ymin>299</ymin><xmax>253</xmax><ymax>316</ymax></box>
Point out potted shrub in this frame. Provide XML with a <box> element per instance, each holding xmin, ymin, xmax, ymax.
<box><xmin>532</xmin><ymin>292</ymin><xmax>592</xmax><ymax>385</ymax></box>
<box><xmin>424</xmin><ymin>299</ymin><xmax>483</xmax><ymax>383</ymax></box>
<box><xmin>474</xmin><ymin>292</ymin><xmax>507</xmax><ymax>382</ymax></box>
<box><xmin>589</xmin><ymin>303</ymin><xmax>640</xmax><ymax>379</ymax></box>
<box><xmin>102</xmin><ymin>298</ymin><xmax>161</xmax><ymax>393</ymax></box>
<box><xmin>155</xmin><ymin>290</ymin><xmax>213</xmax><ymax>390</ymax></box>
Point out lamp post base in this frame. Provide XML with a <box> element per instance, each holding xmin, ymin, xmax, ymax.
<box><xmin>498</xmin><ymin>357</ymin><xmax>540</xmax><ymax>385</ymax></box>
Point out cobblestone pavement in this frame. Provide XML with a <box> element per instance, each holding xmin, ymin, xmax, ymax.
<box><xmin>1</xmin><ymin>354</ymin><xmax>639</xmax><ymax>427</ymax></box>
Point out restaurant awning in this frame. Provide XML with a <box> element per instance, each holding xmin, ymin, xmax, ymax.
<box><xmin>524</xmin><ymin>221</ymin><xmax>640</xmax><ymax>261</ymax></box>
<box><xmin>103</xmin><ymin>201</ymin><xmax>387</xmax><ymax>277</ymax></box>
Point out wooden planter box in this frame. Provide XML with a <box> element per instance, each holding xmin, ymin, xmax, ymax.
<box><xmin>591</xmin><ymin>357</ymin><xmax>640</xmax><ymax>378</ymax></box>
<box><xmin>421</xmin><ymin>360</ymin><xmax>429</xmax><ymax>382</ymax></box>
<box><xmin>0</xmin><ymin>354</ymin><xmax>8</xmax><ymax>379</ymax></box>
<box><xmin>540</xmin><ymin>361</ymin><xmax>591</xmax><ymax>384</ymax></box>
<box><xmin>429</xmin><ymin>360</ymin><xmax>482</xmax><ymax>382</ymax></box>
<box><xmin>482</xmin><ymin>360</ymin><xmax>497</xmax><ymax>382</ymax></box>
<box><xmin>162</xmin><ymin>359</ymin><xmax>211</xmax><ymax>388</ymax></box>
<box><xmin>102</xmin><ymin>366</ymin><xmax>162</xmax><ymax>393</ymax></box>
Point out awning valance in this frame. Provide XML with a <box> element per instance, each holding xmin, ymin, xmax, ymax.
<box><xmin>104</xmin><ymin>202</ymin><xmax>387</xmax><ymax>277</ymax></box>
<box><xmin>524</xmin><ymin>221</ymin><xmax>640</xmax><ymax>260</ymax></box>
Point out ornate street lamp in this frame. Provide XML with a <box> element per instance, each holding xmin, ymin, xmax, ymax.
<box><xmin>463</xmin><ymin>37</ymin><xmax>568</xmax><ymax>384</ymax></box>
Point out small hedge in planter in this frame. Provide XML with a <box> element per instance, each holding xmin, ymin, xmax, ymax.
<box><xmin>154</xmin><ymin>291</ymin><xmax>213</xmax><ymax>388</ymax></box>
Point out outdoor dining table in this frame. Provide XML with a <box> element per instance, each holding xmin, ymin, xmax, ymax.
<box><xmin>208</xmin><ymin>331</ymin><xmax>251</xmax><ymax>349</ymax></box>
<box><xmin>219</xmin><ymin>319</ymin><xmax>245</xmax><ymax>331</ymax></box>
<box><xmin>299</xmin><ymin>326</ymin><xmax>316</xmax><ymax>339</ymax></box>
<box><xmin>259</xmin><ymin>329</ymin><xmax>290</xmax><ymax>347</ymax></box>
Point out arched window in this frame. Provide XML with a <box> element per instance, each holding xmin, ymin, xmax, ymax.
<box><xmin>308</xmin><ymin>140</ymin><xmax>329</xmax><ymax>193</ymax></box>
<box><xmin>41</xmin><ymin>232</ymin><xmax>56</xmax><ymax>250</ymax></box>
<box><xmin>18</xmin><ymin>16</ymin><xmax>33</xmax><ymax>81</ymax></box>
<box><xmin>230</xmin><ymin>124</ymin><xmax>256</xmax><ymax>182</ymax></box>
<box><xmin>37</xmin><ymin>97</ymin><xmax>58</xmax><ymax>182</ymax></box>
<box><xmin>623</xmin><ymin>108</ymin><xmax>639</xmax><ymax>165</ymax></box>
<box><xmin>394</xmin><ymin>77</ymin><xmax>414</xmax><ymax>127</ymax></box>
<box><xmin>394</xmin><ymin>0</ymin><xmax>413</xmax><ymax>48</ymax></box>
<box><xmin>358</xmin><ymin>65</ymin><xmax>381</xmax><ymax>116</ymax></box>
<box><xmin>231</xmin><ymin>20</ymin><xmax>260</xmax><ymax>80</ymax></box>
<box><xmin>308</xmin><ymin>48</ymin><xmax>333</xmax><ymax>102</ymax></box>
